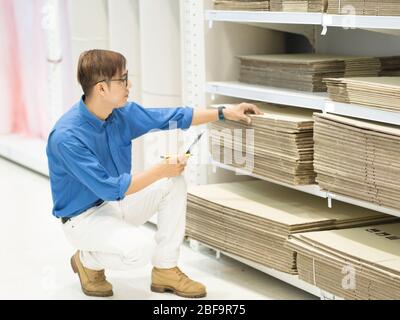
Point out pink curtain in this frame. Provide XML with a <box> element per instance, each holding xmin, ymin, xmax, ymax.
<box><xmin>0</xmin><ymin>0</ymin><xmax>73</xmax><ymax>139</ymax></box>
<box><xmin>0</xmin><ymin>0</ymin><xmax>29</xmax><ymax>136</ymax></box>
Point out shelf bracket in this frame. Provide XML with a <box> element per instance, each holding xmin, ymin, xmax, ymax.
<box><xmin>328</xmin><ymin>193</ymin><xmax>332</xmax><ymax>209</ymax></box>
<box><xmin>321</xmin><ymin>14</ymin><xmax>332</xmax><ymax>36</ymax></box>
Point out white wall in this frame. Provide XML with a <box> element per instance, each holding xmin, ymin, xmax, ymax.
<box><xmin>138</xmin><ymin>0</ymin><xmax>184</xmax><ymax>171</ymax></box>
<box><xmin>67</xmin><ymin>0</ymin><xmax>109</xmax><ymax>99</ymax></box>
<box><xmin>107</xmin><ymin>0</ymin><xmax>143</xmax><ymax>174</ymax></box>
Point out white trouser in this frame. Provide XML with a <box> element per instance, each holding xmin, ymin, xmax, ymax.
<box><xmin>62</xmin><ymin>176</ymin><xmax>187</xmax><ymax>271</ymax></box>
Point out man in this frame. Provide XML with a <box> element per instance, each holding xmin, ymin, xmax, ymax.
<box><xmin>46</xmin><ymin>49</ymin><xmax>262</xmax><ymax>298</ymax></box>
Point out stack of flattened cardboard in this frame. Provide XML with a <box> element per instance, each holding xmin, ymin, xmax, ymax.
<box><xmin>270</xmin><ymin>0</ymin><xmax>327</xmax><ymax>12</ymax></box>
<box><xmin>213</xmin><ymin>0</ymin><xmax>270</xmax><ymax>10</ymax></box>
<box><xmin>209</xmin><ymin>103</ymin><xmax>316</xmax><ymax>185</ymax></box>
<box><xmin>186</xmin><ymin>180</ymin><xmax>397</xmax><ymax>274</ymax></box>
<box><xmin>327</xmin><ymin>0</ymin><xmax>400</xmax><ymax>16</ymax></box>
<box><xmin>238</xmin><ymin>54</ymin><xmax>390</xmax><ymax>92</ymax></box>
<box><xmin>325</xmin><ymin>77</ymin><xmax>400</xmax><ymax>112</ymax></box>
<box><xmin>270</xmin><ymin>0</ymin><xmax>284</xmax><ymax>10</ymax></box>
<box><xmin>286</xmin><ymin>223</ymin><xmax>400</xmax><ymax>299</ymax></box>
<box><xmin>314</xmin><ymin>113</ymin><xmax>400</xmax><ymax>210</ymax></box>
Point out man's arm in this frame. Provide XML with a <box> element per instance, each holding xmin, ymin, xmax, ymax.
<box><xmin>191</xmin><ymin>102</ymin><xmax>263</xmax><ymax>126</ymax></box>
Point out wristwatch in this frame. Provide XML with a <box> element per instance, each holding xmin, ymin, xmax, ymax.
<box><xmin>218</xmin><ymin>106</ymin><xmax>226</xmax><ymax>121</ymax></box>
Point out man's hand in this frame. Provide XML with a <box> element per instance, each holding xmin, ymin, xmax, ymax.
<box><xmin>223</xmin><ymin>103</ymin><xmax>263</xmax><ymax>124</ymax></box>
<box><xmin>125</xmin><ymin>154</ymin><xmax>188</xmax><ymax>196</ymax></box>
<box><xmin>157</xmin><ymin>154</ymin><xmax>188</xmax><ymax>178</ymax></box>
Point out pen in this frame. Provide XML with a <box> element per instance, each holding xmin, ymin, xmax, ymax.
<box><xmin>160</xmin><ymin>132</ymin><xmax>204</xmax><ymax>160</ymax></box>
<box><xmin>160</xmin><ymin>153</ymin><xmax>192</xmax><ymax>160</ymax></box>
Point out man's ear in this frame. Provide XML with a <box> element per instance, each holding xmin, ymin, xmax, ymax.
<box><xmin>97</xmin><ymin>83</ymin><xmax>107</xmax><ymax>96</ymax></box>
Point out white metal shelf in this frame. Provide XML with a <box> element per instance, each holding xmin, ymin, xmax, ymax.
<box><xmin>207</xmin><ymin>81</ymin><xmax>400</xmax><ymax>126</ymax></box>
<box><xmin>187</xmin><ymin>238</ymin><xmax>343</xmax><ymax>300</ymax></box>
<box><xmin>180</xmin><ymin>2</ymin><xmax>400</xmax><ymax>300</ymax></box>
<box><xmin>324</xmin><ymin>14</ymin><xmax>400</xmax><ymax>30</ymax></box>
<box><xmin>205</xmin><ymin>10</ymin><xmax>322</xmax><ymax>26</ymax></box>
<box><xmin>324</xmin><ymin>101</ymin><xmax>400</xmax><ymax>126</ymax></box>
<box><xmin>206</xmin><ymin>10</ymin><xmax>400</xmax><ymax>34</ymax></box>
<box><xmin>328</xmin><ymin>192</ymin><xmax>400</xmax><ymax>219</ymax></box>
<box><xmin>207</xmin><ymin>81</ymin><xmax>326</xmax><ymax>110</ymax></box>
<box><xmin>212</xmin><ymin>161</ymin><xmax>327</xmax><ymax>198</ymax></box>
<box><xmin>212</xmin><ymin>148</ymin><xmax>400</xmax><ymax>219</ymax></box>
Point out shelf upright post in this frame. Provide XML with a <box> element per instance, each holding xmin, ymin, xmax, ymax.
<box><xmin>180</xmin><ymin>0</ymin><xmax>208</xmax><ymax>185</ymax></box>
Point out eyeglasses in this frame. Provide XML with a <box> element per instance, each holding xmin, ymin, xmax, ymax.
<box><xmin>93</xmin><ymin>71</ymin><xmax>129</xmax><ymax>88</ymax></box>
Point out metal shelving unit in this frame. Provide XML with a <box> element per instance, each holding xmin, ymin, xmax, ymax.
<box><xmin>207</xmin><ymin>89</ymin><xmax>400</xmax><ymax>217</ymax></box>
<box><xmin>183</xmin><ymin>2</ymin><xmax>400</xmax><ymax>300</ymax></box>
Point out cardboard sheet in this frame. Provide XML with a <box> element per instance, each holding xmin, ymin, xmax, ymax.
<box><xmin>286</xmin><ymin>223</ymin><xmax>400</xmax><ymax>299</ymax></box>
<box><xmin>186</xmin><ymin>180</ymin><xmax>397</xmax><ymax>274</ymax></box>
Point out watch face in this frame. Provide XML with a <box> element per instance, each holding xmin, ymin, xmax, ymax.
<box><xmin>218</xmin><ymin>106</ymin><xmax>225</xmax><ymax>120</ymax></box>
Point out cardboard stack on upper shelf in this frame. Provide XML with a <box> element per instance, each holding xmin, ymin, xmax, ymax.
<box><xmin>325</xmin><ymin>76</ymin><xmax>400</xmax><ymax>112</ymax></box>
<box><xmin>270</xmin><ymin>0</ymin><xmax>327</xmax><ymax>12</ymax></box>
<box><xmin>213</xmin><ymin>0</ymin><xmax>270</xmax><ymax>10</ymax></box>
<box><xmin>327</xmin><ymin>0</ymin><xmax>400</xmax><ymax>16</ymax></box>
<box><xmin>314</xmin><ymin>113</ymin><xmax>400</xmax><ymax>210</ymax></box>
<box><xmin>238</xmin><ymin>54</ymin><xmax>400</xmax><ymax>92</ymax></box>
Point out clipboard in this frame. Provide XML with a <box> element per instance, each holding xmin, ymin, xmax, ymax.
<box><xmin>160</xmin><ymin>132</ymin><xmax>205</xmax><ymax>159</ymax></box>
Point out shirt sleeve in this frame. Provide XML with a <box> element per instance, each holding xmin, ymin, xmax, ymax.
<box><xmin>56</xmin><ymin>138</ymin><xmax>132</xmax><ymax>201</ymax></box>
<box><xmin>119</xmin><ymin>102</ymin><xmax>194</xmax><ymax>140</ymax></box>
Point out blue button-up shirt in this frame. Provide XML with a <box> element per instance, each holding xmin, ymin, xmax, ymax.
<box><xmin>46</xmin><ymin>97</ymin><xmax>193</xmax><ymax>218</ymax></box>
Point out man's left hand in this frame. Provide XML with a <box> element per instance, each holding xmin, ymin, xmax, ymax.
<box><xmin>223</xmin><ymin>103</ymin><xmax>263</xmax><ymax>124</ymax></box>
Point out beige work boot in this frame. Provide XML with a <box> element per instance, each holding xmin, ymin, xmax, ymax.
<box><xmin>70</xmin><ymin>251</ymin><xmax>113</xmax><ymax>297</ymax></box>
<box><xmin>151</xmin><ymin>266</ymin><xmax>206</xmax><ymax>298</ymax></box>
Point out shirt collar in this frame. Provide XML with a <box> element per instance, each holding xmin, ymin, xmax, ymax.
<box><xmin>78</xmin><ymin>96</ymin><xmax>107</xmax><ymax>131</ymax></box>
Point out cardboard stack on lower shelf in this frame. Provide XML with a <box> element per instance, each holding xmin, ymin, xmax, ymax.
<box><xmin>209</xmin><ymin>103</ymin><xmax>316</xmax><ymax>185</ymax></box>
<box><xmin>186</xmin><ymin>180</ymin><xmax>398</xmax><ymax>274</ymax></box>
<box><xmin>286</xmin><ymin>223</ymin><xmax>400</xmax><ymax>299</ymax></box>
<box><xmin>314</xmin><ymin>113</ymin><xmax>400</xmax><ymax>210</ymax></box>
<box><xmin>238</xmin><ymin>54</ymin><xmax>400</xmax><ymax>92</ymax></box>
<box><xmin>213</xmin><ymin>0</ymin><xmax>270</xmax><ymax>10</ymax></box>
<box><xmin>325</xmin><ymin>76</ymin><xmax>400</xmax><ymax>112</ymax></box>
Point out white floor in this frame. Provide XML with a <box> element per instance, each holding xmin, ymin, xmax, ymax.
<box><xmin>0</xmin><ymin>156</ymin><xmax>316</xmax><ymax>300</ymax></box>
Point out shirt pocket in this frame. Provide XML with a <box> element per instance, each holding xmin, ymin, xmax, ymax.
<box><xmin>118</xmin><ymin>143</ymin><xmax>132</xmax><ymax>171</ymax></box>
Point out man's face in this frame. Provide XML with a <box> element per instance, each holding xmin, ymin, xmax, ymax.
<box><xmin>103</xmin><ymin>69</ymin><xmax>132</xmax><ymax>107</ymax></box>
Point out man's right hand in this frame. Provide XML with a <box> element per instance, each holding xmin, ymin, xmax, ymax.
<box><xmin>157</xmin><ymin>154</ymin><xmax>188</xmax><ymax>178</ymax></box>
<box><xmin>125</xmin><ymin>154</ymin><xmax>189</xmax><ymax>196</ymax></box>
